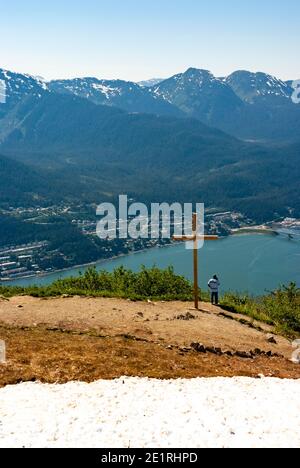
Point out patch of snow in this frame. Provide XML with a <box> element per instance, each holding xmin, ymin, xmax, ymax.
<box><xmin>91</xmin><ymin>83</ymin><xmax>121</xmax><ymax>99</ymax></box>
<box><xmin>139</xmin><ymin>78</ymin><xmax>163</xmax><ymax>88</ymax></box>
<box><xmin>39</xmin><ymin>81</ymin><xmax>48</xmax><ymax>91</ymax></box>
<box><xmin>26</xmin><ymin>74</ymin><xmax>48</xmax><ymax>90</ymax></box>
<box><xmin>291</xmin><ymin>79</ymin><xmax>300</xmax><ymax>104</ymax></box>
<box><xmin>2</xmin><ymin>70</ymin><xmax>11</xmax><ymax>80</ymax></box>
<box><xmin>0</xmin><ymin>80</ymin><xmax>7</xmax><ymax>104</ymax></box>
<box><xmin>0</xmin><ymin>377</ymin><xmax>299</xmax><ymax>448</ymax></box>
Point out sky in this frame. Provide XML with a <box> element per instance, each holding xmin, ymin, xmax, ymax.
<box><xmin>0</xmin><ymin>0</ymin><xmax>299</xmax><ymax>82</ymax></box>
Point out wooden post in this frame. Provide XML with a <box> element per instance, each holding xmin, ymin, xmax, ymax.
<box><xmin>173</xmin><ymin>213</ymin><xmax>219</xmax><ymax>311</ymax></box>
<box><xmin>192</xmin><ymin>213</ymin><xmax>199</xmax><ymax>310</ymax></box>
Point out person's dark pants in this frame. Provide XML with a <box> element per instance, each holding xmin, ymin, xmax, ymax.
<box><xmin>211</xmin><ymin>292</ymin><xmax>219</xmax><ymax>305</ymax></box>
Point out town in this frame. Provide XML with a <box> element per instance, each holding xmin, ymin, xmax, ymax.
<box><xmin>0</xmin><ymin>203</ymin><xmax>253</xmax><ymax>281</ymax></box>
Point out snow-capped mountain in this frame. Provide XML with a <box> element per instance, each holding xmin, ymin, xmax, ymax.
<box><xmin>150</xmin><ymin>68</ymin><xmax>243</xmax><ymax>124</ymax></box>
<box><xmin>1</xmin><ymin>66</ymin><xmax>299</xmax><ymax>142</ymax></box>
<box><xmin>49</xmin><ymin>78</ymin><xmax>181</xmax><ymax>117</ymax></box>
<box><xmin>138</xmin><ymin>78</ymin><xmax>163</xmax><ymax>88</ymax></box>
<box><xmin>151</xmin><ymin>68</ymin><xmax>228</xmax><ymax>100</ymax></box>
<box><xmin>1</xmin><ymin>66</ymin><xmax>300</xmax><ymax>223</ymax></box>
<box><xmin>0</xmin><ymin>68</ymin><xmax>48</xmax><ymax>118</ymax></box>
<box><xmin>147</xmin><ymin>68</ymin><xmax>300</xmax><ymax>141</ymax></box>
<box><xmin>225</xmin><ymin>71</ymin><xmax>292</xmax><ymax>103</ymax></box>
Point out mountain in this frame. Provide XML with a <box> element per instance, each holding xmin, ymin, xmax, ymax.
<box><xmin>0</xmin><ymin>68</ymin><xmax>47</xmax><ymax>119</ymax></box>
<box><xmin>2</xmin><ymin>66</ymin><xmax>297</xmax><ymax>143</ymax></box>
<box><xmin>223</xmin><ymin>71</ymin><xmax>300</xmax><ymax>142</ymax></box>
<box><xmin>150</xmin><ymin>68</ymin><xmax>300</xmax><ymax>142</ymax></box>
<box><xmin>225</xmin><ymin>71</ymin><xmax>292</xmax><ymax>104</ymax></box>
<box><xmin>2</xmin><ymin>66</ymin><xmax>296</xmax><ymax>143</ymax></box>
<box><xmin>150</xmin><ymin>68</ymin><xmax>243</xmax><ymax>128</ymax></box>
<box><xmin>49</xmin><ymin>77</ymin><xmax>182</xmax><ymax>117</ymax></box>
<box><xmin>0</xmin><ymin>91</ymin><xmax>243</xmax><ymax>170</ymax></box>
<box><xmin>138</xmin><ymin>78</ymin><xmax>163</xmax><ymax>87</ymax></box>
<box><xmin>1</xmin><ymin>66</ymin><xmax>300</xmax><ymax>273</ymax></box>
<box><xmin>1</xmin><ymin>91</ymin><xmax>299</xmax><ymax>221</ymax></box>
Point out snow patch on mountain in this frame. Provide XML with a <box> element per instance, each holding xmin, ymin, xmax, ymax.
<box><xmin>139</xmin><ymin>78</ymin><xmax>163</xmax><ymax>88</ymax></box>
<box><xmin>0</xmin><ymin>68</ymin><xmax>48</xmax><ymax>106</ymax></box>
<box><xmin>50</xmin><ymin>78</ymin><xmax>140</xmax><ymax>103</ymax></box>
<box><xmin>91</xmin><ymin>82</ymin><xmax>122</xmax><ymax>99</ymax></box>
<box><xmin>291</xmin><ymin>79</ymin><xmax>300</xmax><ymax>104</ymax></box>
<box><xmin>0</xmin><ymin>80</ymin><xmax>6</xmax><ymax>103</ymax></box>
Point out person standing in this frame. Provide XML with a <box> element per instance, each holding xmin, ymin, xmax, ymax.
<box><xmin>208</xmin><ymin>275</ymin><xmax>220</xmax><ymax>305</ymax></box>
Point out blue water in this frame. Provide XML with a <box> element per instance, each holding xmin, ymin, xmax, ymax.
<box><xmin>4</xmin><ymin>233</ymin><xmax>300</xmax><ymax>295</ymax></box>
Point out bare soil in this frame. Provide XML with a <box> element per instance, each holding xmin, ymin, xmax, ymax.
<box><xmin>0</xmin><ymin>296</ymin><xmax>299</xmax><ymax>386</ymax></box>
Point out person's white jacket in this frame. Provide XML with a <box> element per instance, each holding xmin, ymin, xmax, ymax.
<box><xmin>208</xmin><ymin>278</ymin><xmax>220</xmax><ymax>292</ymax></box>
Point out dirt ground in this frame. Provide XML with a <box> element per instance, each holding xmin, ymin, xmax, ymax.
<box><xmin>0</xmin><ymin>296</ymin><xmax>299</xmax><ymax>386</ymax></box>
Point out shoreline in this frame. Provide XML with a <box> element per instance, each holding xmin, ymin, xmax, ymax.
<box><xmin>0</xmin><ymin>242</ymin><xmax>176</xmax><ymax>285</ymax></box>
<box><xmin>0</xmin><ymin>229</ymin><xmax>290</xmax><ymax>285</ymax></box>
<box><xmin>231</xmin><ymin>227</ymin><xmax>278</xmax><ymax>236</ymax></box>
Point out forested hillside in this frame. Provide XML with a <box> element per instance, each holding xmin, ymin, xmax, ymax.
<box><xmin>0</xmin><ymin>92</ymin><xmax>299</xmax><ymax>221</ymax></box>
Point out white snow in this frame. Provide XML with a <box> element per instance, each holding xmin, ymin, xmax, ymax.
<box><xmin>2</xmin><ymin>70</ymin><xmax>11</xmax><ymax>80</ymax></box>
<box><xmin>291</xmin><ymin>79</ymin><xmax>300</xmax><ymax>104</ymax></box>
<box><xmin>91</xmin><ymin>83</ymin><xmax>121</xmax><ymax>98</ymax></box>
<box><xmin>139</xmin><ymin>78</ymin><xmax>163</xmax><ymax>88</ymax></box>
<box><xmin>0</xmin><ymin>377</ymin><xmax>299</xmax><ymax>448</ymax></box>
<box><xmin>0</xmin><ymin>80</ymin><xmax>6</xmax><ymax>103</ymax></box>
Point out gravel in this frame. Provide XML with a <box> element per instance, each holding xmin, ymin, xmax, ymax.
<box><xmin>0</xmin><ymin>377</ymin><xmax>299</xmax><ymax>448</ymax></box>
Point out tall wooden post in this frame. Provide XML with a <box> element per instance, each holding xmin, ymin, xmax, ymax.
<box><xmin>173</xmin><ymin>213</ymin><xmax>219</xmax><ymax>310</ymax></box>
<box><xmin>192</xmin><ymin>213</ymin><xmax>199</xmax><ymax>310</ymax></box>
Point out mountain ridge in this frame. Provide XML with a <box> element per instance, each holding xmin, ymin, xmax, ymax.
<box><xmin>1</xmin><ymin>65</ymin><xmax>299</xmax><ymax>142</ymax></box>
<box><xmin>49</xmin><ymin>77</ymin><xmax>182</xmax><ymax>117</ymax></box>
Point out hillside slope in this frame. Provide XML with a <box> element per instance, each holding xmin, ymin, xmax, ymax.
<box><xmin>1</xmin><ymin>92</ymin><xmax>299</xmax><ymax>220</ymax></box>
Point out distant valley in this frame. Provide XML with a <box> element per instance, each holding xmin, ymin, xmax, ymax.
<box><xmin>0</xmin><ymin>66</ymin><xmax>299</xmax><ymax>279</ymax></box>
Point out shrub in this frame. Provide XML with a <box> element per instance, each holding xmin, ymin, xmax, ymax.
<box><xmin>0</xmin><ymin>266</ymin><xmax>194</xmax><ymax>301</ymax></box>
<box><xmin>220</xmin><ymin>283</ymin><xmax>300</xmax><ymax>337</ymax></box>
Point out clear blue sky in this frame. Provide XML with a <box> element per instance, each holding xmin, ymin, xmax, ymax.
<box><xmin>1</xmin><ymin>0</ymin><xmax>299</xmax><ymax>81</ymax></box>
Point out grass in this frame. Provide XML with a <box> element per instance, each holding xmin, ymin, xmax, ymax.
<box><xmin>1</xmin><ymin>266</ymin><xmax>299</xmax><ymax>337</ymax></box>
<box><xmin>220</xmin><ymin>283</ymin><xmax>300</xmax><ymax>338</ymax></box>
